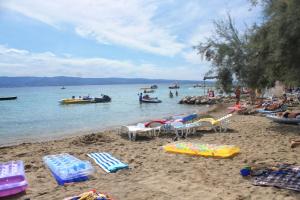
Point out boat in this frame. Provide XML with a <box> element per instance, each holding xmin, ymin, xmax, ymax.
<box><xmin>139</xmin><ymin>93</ymin><xmax>161</xmax><ymax>103</ymax></box>
<box><xmin>143</xmin><ymin>89</ymin><xmax>155</xmax><ymax>93</ymax></box>
<box><xmin>61</xmin><ymin>86</ymin><xmax>66</xmax><ymax>89</ymax></box>
<box><xmin>193</xmin><ymin>84</ymin><xmax>204</xmax><ymax>88</ymax></box>
<box><xmin>150</xmin><ymin>85</ymin><xmax>158</xmax><ymax>89</ymax></box>
<box><xmin>0</xmin><ymin>96</ymin><xmax>17</xmax><ymax>101</ymax></box>
<box><xmin>59</xmin><ymin>98</ymin><xmax>90</xmax><ymax>104</ymax></box>
<box><xmin>140</xmin><ymin>98</ymin><xmax>162</xmax><ymax>103</ymax></box>
<box><xmin>60</xmin><ymin>95</ymin><xmax>111</xmax><ymax>104</ymax></box>
<box><xmin>169</xmin><ymin>83</ymin><xmax>180</xmax><ymax>89</ymax></box>
<box><xmin>93</xmin><ymin>95</ymin><xmax>111</xmax><ymax>103</ymax></box>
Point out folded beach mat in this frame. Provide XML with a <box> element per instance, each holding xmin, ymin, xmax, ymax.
<box><xmin>266</xmin><ymin>114</ymin><xmax>300</xmax><ymax>125</ymax></box>
<box><xmin>87</xmin><ymin>153</ymin><xmax>128</xmax><ymax>173</ymax></box>
<box><xmin>163</xmin><ymin>142</ymin><xmax>239</xmax><ymax>158</ymax></box>
<box><xmin>181</xmin><ymin>113</ymin><xmax>198</xmax><ymax>123</ymax></box>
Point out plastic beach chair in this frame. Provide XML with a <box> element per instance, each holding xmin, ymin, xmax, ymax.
<box><xmin>120</xmin><ymin>124</ymin><xmax>154</xmax><ymax>141</ymax></box>
<box><xmin>196</xmin><ymin>114</ymin><xmax>233</xmax><ymax>132</ymax></box>
<box><xmin>169</xmin><ymin>121</ymin><xmax>193</xmax><ymax>139</ymax></box>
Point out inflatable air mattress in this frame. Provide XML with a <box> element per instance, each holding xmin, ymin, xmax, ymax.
<box><xmin>163</xmin><ymin>142</ymin><xmax>240</xmax><ymax>158</ymax></box>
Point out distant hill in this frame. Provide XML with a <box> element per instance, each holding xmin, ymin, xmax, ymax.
<box><xmin>0</xmin><ymin>76</ymin><xmax>213</xmax><ymax>87</ymax></box>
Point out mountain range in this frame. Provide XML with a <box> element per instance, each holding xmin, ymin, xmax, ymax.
<box><xmin>0</xmin><ymin>76</ymin><xmax>210</xmax><ymax>87</ymax></box>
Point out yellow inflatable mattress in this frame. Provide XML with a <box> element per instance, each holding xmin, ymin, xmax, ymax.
<box><xmin>163</xmin><ymin>142</ymin><xmax>239</xmax><ymax>158</ymax></box>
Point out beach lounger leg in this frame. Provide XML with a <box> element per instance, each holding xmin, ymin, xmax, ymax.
<box><xmin>132</xmin><ymin>132</ymin><xmax>136</xmax><ymax>141</ymax></box>
<box><xmin>212</xmin><ymin>125</ymin><xmax>217</xmax><ymax>133</ymax></box>
<box><xmin>128</xmin><ymin>131</ymin><xmax>132</xmax><ymax>141</ymax></box>
<box><xmin>175</xmin><ymin>130</ymin><xmax>180</xmax><ymax>139</ymax></box>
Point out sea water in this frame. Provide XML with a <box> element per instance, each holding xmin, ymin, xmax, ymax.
<box><xmin>0</xmin><ymin>83</ymin><xmax>210</xmax><ymax>145</ymax></box>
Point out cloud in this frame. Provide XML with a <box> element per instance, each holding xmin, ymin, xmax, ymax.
<box><xmin>0</xmin><ymin>45</ymin><xmax>202</xmax><ymax>80</ymax></box>
<box><xmin>1</xmin><ymin>0</ymin><xmax>259</xmax><ymax>57</ymax></box>
<box><xmin>0</xmin><ymin>1</ymin><xmax>262</xmax><ymax>79</ymax></box>
<box><xmin>1</xmin><ymin>0</ymin><xmax>185</xmax><ymax>56</ymax></box>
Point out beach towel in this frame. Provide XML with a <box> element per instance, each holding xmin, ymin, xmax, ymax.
<box><xmin>163</xmin><ymin>142</ymin><xmax>240</xmax><ymax>158</ymax></box>
<box><xmin>249</xmin><ymin>164</ymin><xmax>300</xmax><ymax>192</ymax></box>
<box><xmin>87</xmin><ymin>152</ymin><xmax>128</xmax><ymax>173</ymax></box>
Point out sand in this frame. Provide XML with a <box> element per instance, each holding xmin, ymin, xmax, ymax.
<box><xmin>1</xmin><ymin>107</ymin><xmax>300</xmax><ymax>200</ymax></box>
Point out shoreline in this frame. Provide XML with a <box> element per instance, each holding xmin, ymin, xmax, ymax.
<box><xmin>0</xmin><ymin>104</ymin><xmax>214</xmax><ymax>147</ymax></box>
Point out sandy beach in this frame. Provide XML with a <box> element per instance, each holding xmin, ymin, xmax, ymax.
<box><xmin>1</xmin><ymin>106</ymin><xmax>300</xmax><ymax>200</ymax></box>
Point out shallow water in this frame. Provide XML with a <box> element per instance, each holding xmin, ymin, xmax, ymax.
<box><xmin>0</xmin><ymin>83</ymin><xmax>210</xmax><ymax>145</ymax></box>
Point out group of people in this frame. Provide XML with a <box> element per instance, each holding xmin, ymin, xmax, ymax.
<box><xmin>169</xmin><ymin>90</ymin><xmax>178</xmax><ymax>98</ymax></box>
<box><xmin>139</xmin><ymin>93</ymin><xmax>150</xmax><ymax>101</ymax></box>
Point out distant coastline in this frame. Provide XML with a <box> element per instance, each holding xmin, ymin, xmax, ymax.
<box><xmin>0</xmin><ymin>76</ymin><xmax>213</xmax><ymax>88</ymax></box>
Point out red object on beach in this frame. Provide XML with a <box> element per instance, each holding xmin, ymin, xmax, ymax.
<box><xmin>227</xmin><ymin>104</ymin><xmax>242</xmax><ymax>113</ymax></box>
<box><xmin>144</xmin><ymin>120</ymin><xmax>166</xmax><ymax>127</ymax></box>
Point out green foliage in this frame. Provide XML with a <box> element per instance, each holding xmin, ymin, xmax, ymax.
<box><xmin>195</xmin><ymin>0</ymin><xmax>300</xmax><ymax>92</ymax></box>
<box><xmin>256</xmin><ymin>0</ymin><xmax>300</xmax><ymax>86</ymax></box>
<box><xmin>196</xmin><ymin>14</ymin><xmax>267</xmax><ymax>92</ymax></box>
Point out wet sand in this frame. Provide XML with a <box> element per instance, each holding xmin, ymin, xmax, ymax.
<box><xmin>1</xmin><ymin>107</ymin><xmax>300</xmax><ymax>200</ymax></box>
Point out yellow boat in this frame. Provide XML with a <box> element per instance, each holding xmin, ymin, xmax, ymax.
<box><xmin>59</xmin><ymin>98</ymin><xmax>91</xmax><ymax>104</ymax></box>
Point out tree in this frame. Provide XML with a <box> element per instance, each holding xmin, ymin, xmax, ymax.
<box><xmin>195</xmin><ymin>14</ymin><xmax>267</xmax><ymax>93</ymax></box>
<box><xmin>251</xmin><ymin>0</ymin><xmax>300</xmax><ymax>86</ymax></box>
<box><xmin>195</xmin><ymin>0</ymin><xmax>300</xmax><ymax>94</ymax></box>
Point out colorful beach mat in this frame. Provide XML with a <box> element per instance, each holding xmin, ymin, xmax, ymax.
<box><xmin>87</xmin><ymin>152</ymin><xmax>128</xmax><ymax>173</ymax></box>
<box><xmin>63</xmin><ymin>189</ymin><xmax>114</xmax><ymax>200</ymax></box>
<box><xmin>243</xmin><ymin>164</ymin><xmax>300</xmax><ymax>192</ymax></box>
<box><xmin>163</xmin><ymin>142</ymin><xmax>240</xmax><ymax>158</ymax></box>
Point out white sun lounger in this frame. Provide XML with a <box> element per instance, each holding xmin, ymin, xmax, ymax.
<box><xmin>120</xmin><ymin>123</ymin><xmax>154</xmax><ymax>141</ymax></box>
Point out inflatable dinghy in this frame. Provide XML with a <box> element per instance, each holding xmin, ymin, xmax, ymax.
<box><xmin>140</xmin><ymin>98</ymin><xmax>162</xmax><ymax>103</ymax></box>
<box><xmin>257</xmin><ymin>105</ymin><xmax>287</xmax><ymax>114</ymax></box>
<box><xmin>266</xmin><ymin>114</ymin><xmax>300</xmax><ymax>125</ymax></box>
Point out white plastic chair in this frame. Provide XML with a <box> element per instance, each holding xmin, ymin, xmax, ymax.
<box><xmin>120</xmin><ymin>124</ymin><xmax>154</xmax><ymax>141</ymax></box>
<box><xmin>170</xmin><ymin>121</ymin><xmax>191</xmax><ymax>139</ymax></box>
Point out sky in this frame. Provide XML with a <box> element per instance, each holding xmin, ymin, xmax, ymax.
<box><xmin>0</xmin><ymin>0</ymin><xmax>262</xmax><ymax>80</ymax></box>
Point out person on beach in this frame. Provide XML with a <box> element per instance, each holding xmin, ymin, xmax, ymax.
<box><xmin>265</xmin><ymin>94</ymin><xmax>287</xmax><ymax>111</ymax></box>
<box><xmin>235</xmin><ymin>86</ymin><xmax>241</xmax><ymax>105</ymax></box>
<box><xmin>143</xmin><ymin>94</ymin><xmax>150</xmax><ymax>99</ymax></box>
<box><xmin>290</xmin><ymin>139</ymin><xmax>300</xmax><ymax>148</ymax></box>
<box><xmin>208</xmin><ymin>89</ymin><xmax>214</xmax><ymax>98</ymax></box>
<box><xmin>169</xmin><ymin>90</ymin><xmax>173</xmax><ymax>98</ymax></box>
<box><xmin>139</xmin><ymin>93</ymin><xmax>143</xmax><ymax>101</ymax></box>
<box><xmin>175</xmin><ymin>90</ymin><xmax>178</xmax><ymax>96</ymax></box>
<box><xmin>277</xmin><ymin>110</ymin><xmax>300</xmax><ymax>118</ymax></box>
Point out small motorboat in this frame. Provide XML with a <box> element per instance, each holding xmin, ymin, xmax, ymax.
<box><xmin>140</xmin><ymin>98</ymin><xmax>162</xmax><ymax>103</ymax></box>
<box><xmin>92</xmin><ymin>95</ymin><xmax>111</xmax><ymax>103</ymax></box>
<box><xmin>150</xmin><ymin>85</ymin><xmax>158</xmax><ymax>89</ymax></box>
<box><xmin>139</xmin><ymin>93</ymin><xmax>161</xmax><ymax>103</ymax></box>
<box><xmin>0</xmin><ymin>96</ymin><xmax>17</xmax><ymax>101</ymax></box>
<box><xmin>59</xmin><ymin>98</ymin><xmax>91</xmax><ymax>104</ymax></box>
<box><xmin>60</xmin><ymin>95</ymin><xmax>111</xmax><ymax>104</ymax></box>
<box><xmin>193</xmin><ymin>84</ymin><xmax>203</xmax><ymax>88</ymax></box>
<box><xmin>143</xmin><ymin>89</ymin><xmax>155</xmax><ymax>93</ymax></box>
<box><xmin>169</xmin><ymin>83</ymin><xmax>180</xmax><ymax>89</ymax></box>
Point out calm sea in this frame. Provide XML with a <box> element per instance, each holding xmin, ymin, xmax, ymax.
<box><xmin>0</xmin><ymin>83</ymin><xmax>210</xmax><ymax>145</ymax></box>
